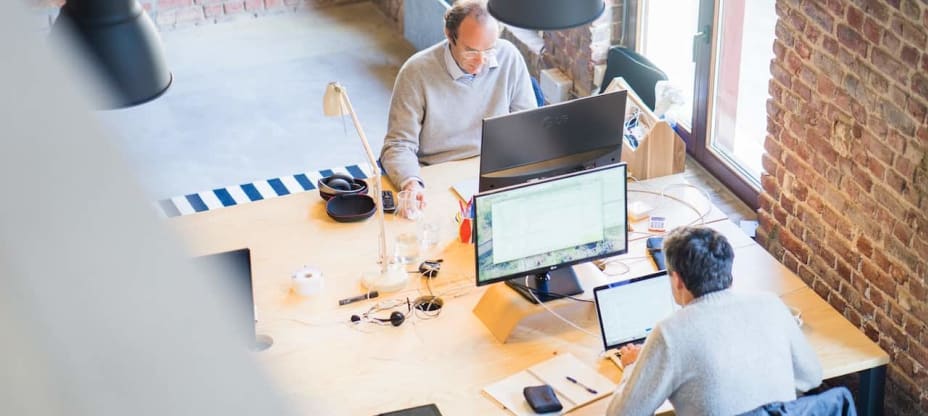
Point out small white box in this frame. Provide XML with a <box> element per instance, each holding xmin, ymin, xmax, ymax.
<box><xmin>540</xmin><ymin>68</ymin><xmax>572</xmax><ymax>104</ymax></box>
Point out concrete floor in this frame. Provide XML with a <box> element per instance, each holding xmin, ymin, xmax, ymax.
<box><xmin>96</xmin><ymin>1</ymin><xmax>754</xmax><ymax>222</ymax></box>
<box><xmin>99</xmin><ymin>2</ymin><xmax>414</xmax><ymax>200</ymax></box>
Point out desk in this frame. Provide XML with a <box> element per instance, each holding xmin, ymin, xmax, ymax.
<box><xmin>170</xmin><ymin>158</ymin><xmax>888</xmax><ymax>415</ymax></box>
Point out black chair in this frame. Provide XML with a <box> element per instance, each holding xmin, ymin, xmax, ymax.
<box><xmin>598</xmin><ymin>46</ymin><xmax>667</xmax><ymax>111</ymax></box>
<box><xmin>737</xmin><ymin>387</ymin><xmax>857</xmax><ymax>416</ymax></box>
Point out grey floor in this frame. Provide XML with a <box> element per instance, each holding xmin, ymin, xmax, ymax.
<box><xmin>97</xmin><ymin>1</ymin><xmax>755</xmax><ymax>222</ymax></box>
<box><xmin>99</xmin><ymin>2</ymin><xmax>413</xmax><ymax>200</ymax></box>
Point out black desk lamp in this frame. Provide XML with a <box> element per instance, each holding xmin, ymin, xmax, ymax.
<box><xmin>487</xmin><ymin>0</ymin><xmax>606</xmax><ymax>30</ymax></box>
<box><xmin>52</xmin><ymin>0</ymin><xmax>172</xmax><ymax>109</ymax></box>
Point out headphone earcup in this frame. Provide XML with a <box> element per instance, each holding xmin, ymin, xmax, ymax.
<box><xmin>389</xmin><ymin>311</ymin><xmax>405</xmax><ymax>327</ymax></box>
<box><xmin>327</xmin><ymin>178</ymin><xmax>351</xmax><ymax>191</ymax></box>
<box><xmin>324</xmin><ymin>173</ymin><xmax>356</xmax><ymax>191</ymax></box>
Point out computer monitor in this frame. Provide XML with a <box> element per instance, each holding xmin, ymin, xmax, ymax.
<box><xmin>193</xmin><ymin>248</ymin><xmax>273</xmax><ymax>351</ymax></box>
<box><xmin>474</xmin><ymin>163</ymin><xmax>628</xmax><ymax>303</ymax></box>
<box><xmin>478</xmin><ymin>89</ymin><xmax>627</xmax><ymax>192</ymax></box>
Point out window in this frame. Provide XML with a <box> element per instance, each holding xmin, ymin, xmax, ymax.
<box><xmin>637</xmin><ymin>0</ymin><xmax>776</xmax><ymax>208</ymax></box>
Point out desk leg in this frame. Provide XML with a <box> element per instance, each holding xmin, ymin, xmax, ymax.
<box><xmin>858</xmin><ymin>365</ymin><xmax>886</xmax><ymax>416</ymax></box>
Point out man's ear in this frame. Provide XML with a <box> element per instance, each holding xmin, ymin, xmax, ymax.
<box><xmin>444</xmin><ymin>28</ymin><xmax>455</xmax><ymax>45</ymax></box>
<box><xmin>671</xmin><ymin>271</ymin><xmax>685</xmax><ymax>291</ymax></box>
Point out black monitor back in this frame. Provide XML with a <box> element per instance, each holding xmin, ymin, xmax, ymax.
<box><xmin>479</xmin><ymin>89</ymin><xmax>627</xmax><ymax>191</ymax></box>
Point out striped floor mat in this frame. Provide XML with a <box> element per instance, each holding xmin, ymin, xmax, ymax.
<box><xmin>157</xmin><ymin>163</ymin><xmax>373</xmax><ymax>218</ymax></box>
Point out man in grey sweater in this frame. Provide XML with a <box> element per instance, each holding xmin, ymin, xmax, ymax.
<box><xmin>379</xmin><ymin>0</ymin><xmax>536</xmax><ymax>212</ymax></box>
<box><xmin>607</xmin><ymin>226</ymin><xmax>823</xmax><ymax>416</ymax></box>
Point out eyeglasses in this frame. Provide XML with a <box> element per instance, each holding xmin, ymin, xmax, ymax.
<box><xmin>461</xmin><ymin>47</ymin><xmax>498</xmax><ymax>60</ymax></box>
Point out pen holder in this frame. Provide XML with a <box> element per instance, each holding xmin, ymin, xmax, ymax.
<box><xmin>458</xmin><ymin>217</ymin><xmax>473</xmax><ymax>244</ymax></box>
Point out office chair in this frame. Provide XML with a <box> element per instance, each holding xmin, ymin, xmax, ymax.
<box><xmin>598</xmin><ymin>46</ymin><xmax>667</xmax><ymax>111</ymax></box>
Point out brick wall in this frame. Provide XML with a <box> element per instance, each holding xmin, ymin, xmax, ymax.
<box><xmin>541</xmin><ymin>0</ymin><xmax>630</xmax><ymax>97</ymax></box>
<box><xmin>759</xmin><ymin>0</ymin><xmax>928</xmax><ymax>413</ymax></box>
<box><xmin>28</xmin><ymin>0</ymin><xmax>365</xmax><ymax>31</ymax></box>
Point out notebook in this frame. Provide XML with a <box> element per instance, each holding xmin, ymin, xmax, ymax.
<box><xmin>483</xmin><ymin>353</ymin><xmax>614</xmax><ymax>416</ymax></box>
<box><xmin>593</xmin><ymin>271</ymin><xmax>677</xmax><ymax>368</ymax></box>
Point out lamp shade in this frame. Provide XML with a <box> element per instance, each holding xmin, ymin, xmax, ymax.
<box><xmin>52</xmin><ymin>0</ymin><xmax>172</xmax><ymax>108</ymax></box>
<box><xmin>487</xmin><ymin>0</ymin><xmax>606</xmax><ymax>31</ymax></box>
<box><xmin>322</xmin><ymin>82</ymin><xmax>351</xmax><ymax>117</ymax></box>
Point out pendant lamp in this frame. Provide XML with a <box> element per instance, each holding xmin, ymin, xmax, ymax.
<box><xmin>52</xmin><ymin>0</ymin><xmax>172</xmax><ymax>108</ymax></box>
<box><xmin>487</xmin><ymin>0</ymin><xmax>606</xmax><ymax>31</ymax></box>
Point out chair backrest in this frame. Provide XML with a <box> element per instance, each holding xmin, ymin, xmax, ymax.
<box><xmin>598</xmin><ymin>46</ymin><xmax>667</xmax><ymax>110</ymax></box>
<box><xmin>736</xmin><ymin>387</ymin><xmax>857</xmax><ymax>416</ymax></box>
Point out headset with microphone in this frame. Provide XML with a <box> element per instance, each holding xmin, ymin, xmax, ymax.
<box><xmin>350</xmin><ymin>298</ymin><xmax>412</xmax><ymax>327</ymax></box>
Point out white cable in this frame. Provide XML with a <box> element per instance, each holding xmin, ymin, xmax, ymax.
<box><xmin>659</xmin><ymin>183</ymin><xmax>712</xmax><ymax>225</ymax></box>
<box><xmin>525</xmin><ymin>276</ymin><xmax>598</xmax><ymax>338</ymax></box>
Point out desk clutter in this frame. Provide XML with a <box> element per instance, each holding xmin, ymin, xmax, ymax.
<box><xmin>604</xmin><ymin>77</ymin><xmax>686</xmax><ymax>180</ymax></box>
<box><xmin>483</xmin><ymin>353</ymin><xmax>615</xmax><ymax>415</ymax></box>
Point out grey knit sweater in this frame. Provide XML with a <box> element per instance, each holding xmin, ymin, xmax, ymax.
<box><xmin>607</xmin><ymin>289</ymin><xmax>823</xmax><ymax>416</ymax></box>
<box><xmin>379</xmin><ymin>39</ymin><xmax>536</xmax><ymax>188</ymax></box>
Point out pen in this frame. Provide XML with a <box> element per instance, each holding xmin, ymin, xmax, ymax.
<box><xmin>565</xmin><ymin>376</ymin><xmax>598</xmax><ymax>394</ymax></box>
<box><xmin>338</xmin><ymin>290</ymin><xmax>379</xmax><ymax>306</ymax></box>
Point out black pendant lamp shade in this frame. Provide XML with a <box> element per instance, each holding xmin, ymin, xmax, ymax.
<box><xmin>53</xmin><ymin>0</ymin><xmax>172</xmax><ymax>108</ymax></box>
<box><xmin>487</xmin><ymin>0</ymin><xmax>606</xmax><ymax>31</ymax></box>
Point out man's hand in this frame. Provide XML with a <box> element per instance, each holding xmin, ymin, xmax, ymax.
<box><xmin>398</xmin><ymin>181</ymin><xmax>426</xmax><ymax>219</ymax></box>
<box><xmin>618</xmin><ymin>344</ymin><xmax>642</xmax><ymax>368</ymax></box>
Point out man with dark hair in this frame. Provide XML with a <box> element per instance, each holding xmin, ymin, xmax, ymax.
<box><xmin>379</xmin><ymin>0</ymin><xmax>536</xmax><ymax>215</ymax></box>
<box><xmin>607</xmin><ymin>226</ymin><xmax>823</xmax><ymax>416</ymax></box>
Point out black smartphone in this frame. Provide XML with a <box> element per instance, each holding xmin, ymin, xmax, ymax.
<box><xmin>382</xmin><ymin>190</ymin><xmax>396</xmax><ymax>213</ymax></box>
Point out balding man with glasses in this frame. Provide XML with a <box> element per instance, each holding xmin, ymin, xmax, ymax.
<box><xmin>379</xmin><ymin>0</ymin><xmax>536</xmax><ymax>215</ymax></box>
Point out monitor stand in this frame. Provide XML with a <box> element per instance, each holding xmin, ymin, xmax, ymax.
<box><xmin>505</xmin><ymin>267</ymin><xmax>583</xmax><ymax>304</ymax></box>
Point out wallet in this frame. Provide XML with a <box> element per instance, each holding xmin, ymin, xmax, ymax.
<box><xmin>523</xmin><ymin>384</ymin><xmax>563</xmax><ymax>413</ymax></box>
<box><xmin>646</xmin><ymin>237</ymin><xmax>666</xmax><ymax>271</ymax></box>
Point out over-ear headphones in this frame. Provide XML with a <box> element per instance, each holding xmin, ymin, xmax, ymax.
<box><xmin>320</xmin><ymin>173</ymin><xmax>363</xmax><ymax>191</ymax></box>
<box><xmin>350</xmin><ymin>298</ymin><xmax>411</xmax><ymax>327</ymax></box>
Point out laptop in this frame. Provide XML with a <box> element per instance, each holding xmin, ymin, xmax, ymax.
<box><xmin>193</xmin><ymin>248</ymin><xmax>272</xmax><ymax>351</ymax></box>
<box><xmin>593</xmin><ymin>271</ymin><xmax>677</xmax><ymax>368</ymax></box>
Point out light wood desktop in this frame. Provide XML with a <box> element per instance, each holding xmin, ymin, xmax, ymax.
<box><xmin>170</xmin><ymin>158</ymin><xmax>888</xmax><ymax>416</ymax></box>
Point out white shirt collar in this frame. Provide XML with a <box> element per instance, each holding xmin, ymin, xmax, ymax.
<box><xmin>443</xmin><ymin>42</ymin><xmax>499</xmax><ymax>82</ymax></box>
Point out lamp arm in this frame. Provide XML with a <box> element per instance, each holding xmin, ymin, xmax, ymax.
<box><xmin>338</xmin><ymin>92</ymin><xmax>388</xmax><ymax>273</ymax></box>
<box><xmin>338</xmin><ymin>93</ymin><xmax>381</xmax><ymax>177</ymax></box>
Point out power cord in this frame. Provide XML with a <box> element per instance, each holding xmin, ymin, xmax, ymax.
<box><xmin>524</xmin><ymin>277</ymin><xmax>598</xmax><ymax>338</ymax></box>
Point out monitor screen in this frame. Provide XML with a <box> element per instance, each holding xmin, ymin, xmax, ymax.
<box><xmin>478</xmin><ymin>89</ymin><xmax>627</xmax><ymax>192</ymax></box>
<box><xmin>474</xmin><ymin>163</ymin><xmax>628</xmax><ymax>303</ymax></box>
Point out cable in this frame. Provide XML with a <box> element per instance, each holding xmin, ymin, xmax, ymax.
<box><xmin>627</xmin><ymin>188</ymin><xmax>708</xmax><ymax>229</ymax></box>
<box><xmin>659</xmin><ymin>183</ymin><xmax>713</xmax><ymax>225</ymax></box>
<box><xmin>524</xmin><ymin>277</ymin><xmax>598</xmax><ymax>338</ymax></box>
<box><xmin>507</xmin><ymin>281</ymin><xmax>594</xmax><ymax>303</ymax></box>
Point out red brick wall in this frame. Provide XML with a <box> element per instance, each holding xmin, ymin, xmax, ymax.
<box><xmin>542</xmin><ymin>0</ymin><xmax>629</xmax><ymax>97</ymax></box>
<box><xmin>759</xmin><ymin>0</ymin><xmax>928</xmax><ymax>413</ymax></box>
<box><xmin>29</xmin><ymin>0</ymin><xmax>365</xmax><ymax>31</ymax></box>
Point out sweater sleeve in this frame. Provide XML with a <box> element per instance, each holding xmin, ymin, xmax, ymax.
<box><xmin>380</xmin><ymin>65</ymin><xmax>424</xmax><ymax>188</ymax></box>
<box><xmin>606</xmin><ymin>327</ymin><xmax>675</xmax><ymax>416</ymax></box>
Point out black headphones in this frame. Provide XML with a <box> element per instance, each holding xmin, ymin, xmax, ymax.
<box><xmin>350</xmin><ymin>298</ymin><xmax>412</xmax><ymax>327</ymax></box>
<box><xmin>320</xmin><ymin>173</ymin><xmax>364</xmax><ymax>192</ymax></box>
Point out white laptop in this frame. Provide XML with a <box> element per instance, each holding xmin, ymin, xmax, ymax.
<box><xmin>593</xmin><ymin>271</ymin><xmax>678</xmax><ymax>368</ymax></box>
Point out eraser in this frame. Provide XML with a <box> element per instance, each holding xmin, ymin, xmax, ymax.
<box><xmin>628</xmin><ymin>201</ymin><xmax>653</xmax><ymax>221</ymax></box>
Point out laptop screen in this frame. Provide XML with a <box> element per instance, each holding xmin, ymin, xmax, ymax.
<box><xmin>594</xmin><ymin>271</ymin><xmax>677</xmax><ymax>350</ymax></box>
